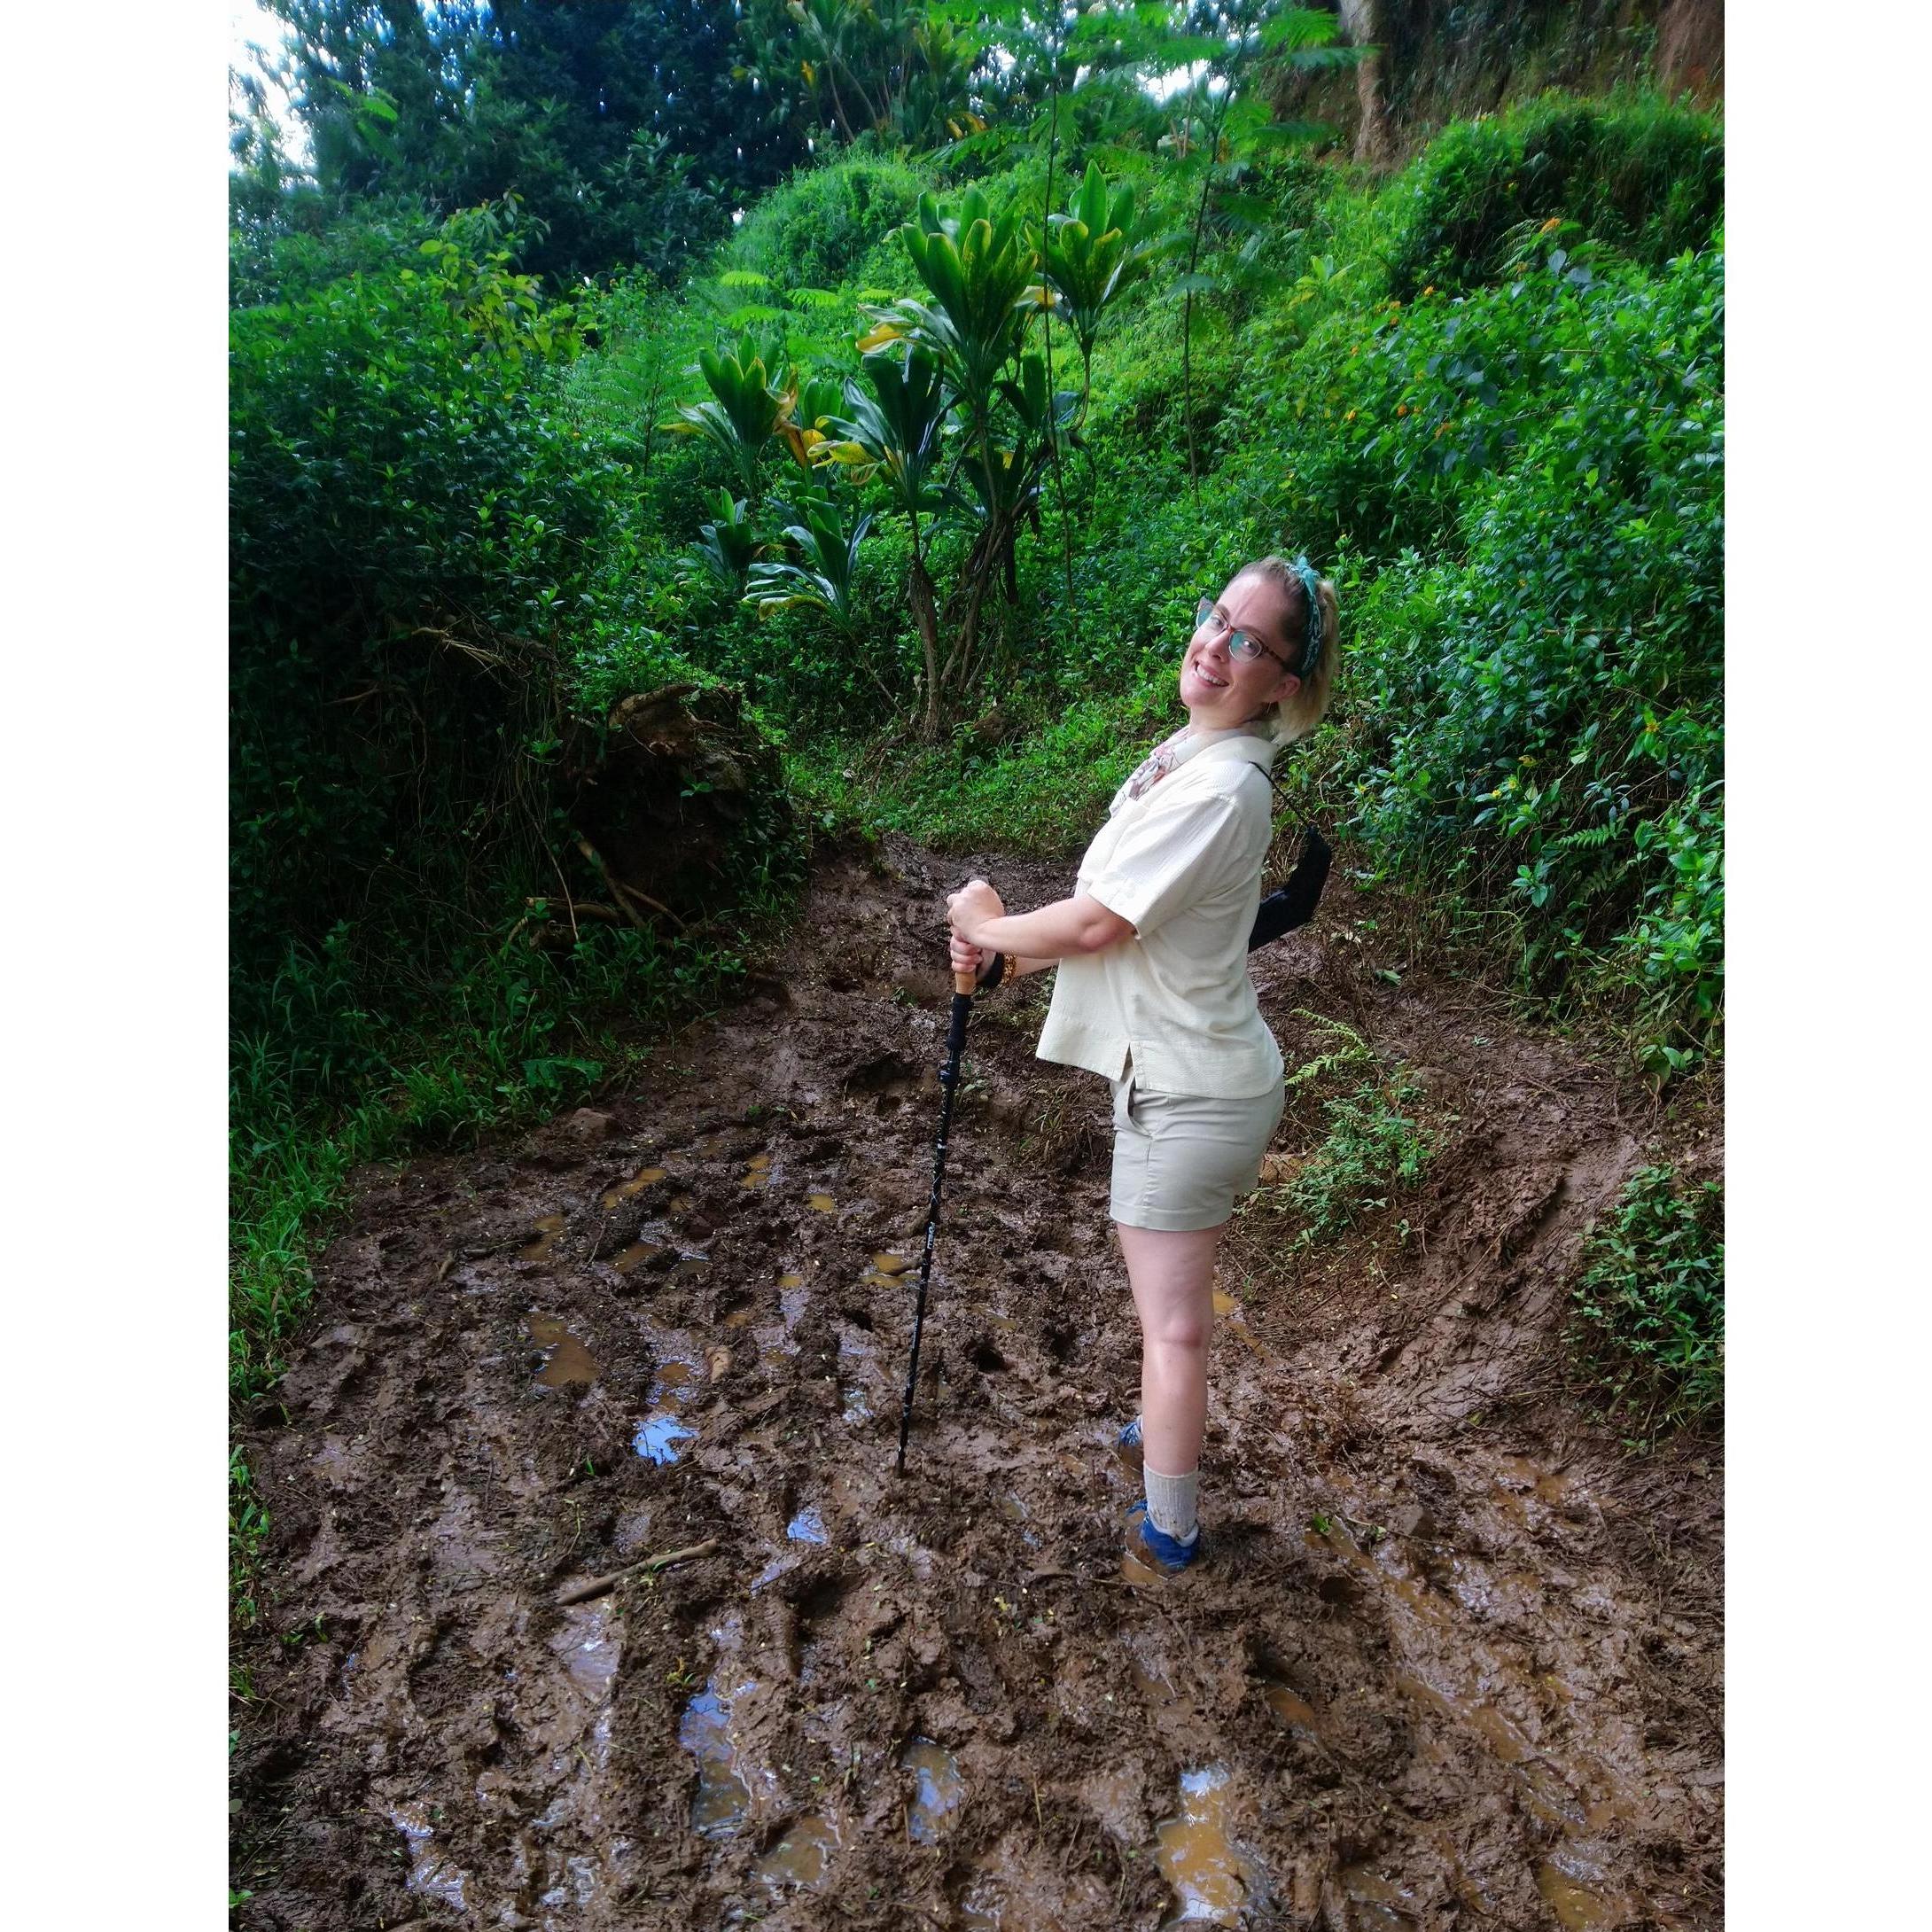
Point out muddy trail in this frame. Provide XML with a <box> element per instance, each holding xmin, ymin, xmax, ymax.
<box><xmin>231</xmin><ymin>836</ymin><xmax>1722</xmax><ymax>1932</ymax></box>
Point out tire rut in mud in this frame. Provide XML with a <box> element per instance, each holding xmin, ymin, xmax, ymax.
<box><xmin>231</xmin><ymin>836</ymin><xmax>1722</xmax><ymax>1932</ymax></box>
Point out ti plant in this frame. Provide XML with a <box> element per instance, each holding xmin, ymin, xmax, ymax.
<box><xmin>857</xmin><ymin>185</ymin><xmax>1071</xmax><ymax>729</ymax></box>
<box><xmin>1041</xmin><ymin>159</ymin><xmax>1153</xmax><ymax>409</ymax></box>
<box><xmin>682</xmin><ymin>166</ymin><xmax>1141</xmax><ymax>738</ymax></box>
<box><xmin>748</xmin><ymin>0</ymin><xmax>990</xmax><ymax>150</ymax></box>
<box><xmin>747</xmin><ymin>488</ymin><xmax>876</xmax><ymax>635</ymax></box>
<box><xmin>663</xmin><ymin>331</ymin><xmax>795</xmax><ymax>502</ymax></box>
<box><xmin>681</xmin><ymin>488</ymin><xmax>767</xmax><ymax>595</ymax></box>
<box><xmin>817</xmin><ymin>345</ymin><xmax>955</xmax><ymax>736</ymax></box>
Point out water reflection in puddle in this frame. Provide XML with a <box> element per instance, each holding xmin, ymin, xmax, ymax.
<box><xmin>679</xmin><ymin>1687</ymin><xmax>752</xmax><ymax>1836</ymax></box>
<box><xmin>779</xmin><ymin>1274</ymin><xmax>810</xmax><ymax>1332</ymax></box>
<box><xmin>901</xmin><ymin>1738</ymin><xmax>962</xmax><ymax>1843</ymax></box>
<box><xmin>1152</xmin><ymin>1765</ymin><xmax>1247</xmax><ymax>1923</ymax></box>
<box><xmin>871</xmin><ymin>1251</ymin><xmax>913</xmax><ymax>1275</ymax></box>
<box><xmin>554</xmin><ymin>1602</ymin><xmax>619</xmax><ymax>1700</ymax></box>
<box><xmin>601</xmin><ymin>1166</ymin><xmax>667</xmax><ymax>1210</ymax></box>
<box><xmin>386</xmin><ymin>1805</ymin><xmax>469</xmax><ymax>1912</ymax></box>
<box><xmin>742</xmin><ymin>1152</ymin><xmax>773</xmax><ymax>1190</ymax></box>
<box><xmin>634</xmin><ymin>1351</ymin><xmax>704</xmax><ymax>1464</ymax></box>
<box><xmin>808</xmin><ymin>1194</ymin><xmax>837</xmax><ymax>1214</ymax></box>
<box><xmin>519</xmin><ymin>1215</ymin><xmax>565</xmax><ymax>1262</ymax></box>
<box><xmin>754</xmin><ymin>1815</ymin><xmax>838</xmax><ymax>1889</ymax></box>
<box><xmin>528</xmin><ymin>1313</ymin><xmax>599</xmax><ymax>1386</ymax></box>
<box><xmin>634</xmin><ymin>1414</ymin><xmax>697</xmax><ymax>1464</ymax></box>
<box><xmin>1536</xmin><ymin>1852</ymin><xmax>1621</xmax><ymax>1929</ymax></box>
<box><xmin>1341</xmin><ymin>1864</ymin><xmax>1422</xmax><ymax>1928</ymax></box>
<box><xmin>1263</xmin><ymin>1682</ymin><xmax>1322</xmax><ymax>1733</ymax></box>
<box><xmin>612</xmin><ymin>1238</ymin><xmax>665</xmax><ymax>1274</ymax></box>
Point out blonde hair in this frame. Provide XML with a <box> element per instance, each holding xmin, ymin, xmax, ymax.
<box><xmin>1235</xmin><ymin>555</ymin><xmax>1338</xmax><ymax>746</ymax></box>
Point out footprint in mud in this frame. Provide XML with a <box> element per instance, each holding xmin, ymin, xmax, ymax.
<box><xmin>679</xmin><ymin>1683</ymin><xmax>754</xmax><ymax>1835</ymax></box>
<box><xmin>901</xmin><ymin>1737</ymin><xmax>963</xmax><ymax>1843</ymax></box>
<box><xmin>633</xmin><ymin>1347</ymin><xmax>705</xmax><ymax>1463</ymax></box>
<box><xmin>1153</xmin><ymin>1765</ymin><xmax>1256</xmax><ymax>1924</ymax></box>
<box><xmin>1340</xmin><ymin>1862</ymin><xmax>1425</xmax><ymax>1929</ymax></box>
<box><xmin>1536</xmin><ymin>1850</ymin><xmax>1624</xmax><ymax>1930</ymax></box>
<box><xmin>1263</xmin><ymin>1682</ymin><xmax>1324</xmax><ymax>1734</ymax></box>
<box><xmin>518</xmin><ymin>1214</ymin><xmax>565</xmax><ymax>1263</ymax></box>
<box><xmin>601</xmin><ymin>1164</ymin><xmax>667</xmax><ymax>1209</ymax></box>
<box><xmin>753</xmin><ymin>1815</ymin><xmax>839</xmax><ymax>1891</ymax></box>
<box><xmin>527</xmin><ymin>1313</ymin><xmax>598</xmax><ymax>1386</ymax></box>
<box><xmin>612</xmin><ymin>1233</ymin><xmax>667</xmax><ymax>1274</ymax></box>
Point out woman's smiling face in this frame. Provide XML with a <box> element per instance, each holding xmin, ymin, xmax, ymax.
<box><xmin>1179</xmin><ymin>571</ymin><xmax>1301</xmax><ymax>728</ymax></box>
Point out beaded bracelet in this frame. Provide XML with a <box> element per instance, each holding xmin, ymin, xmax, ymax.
<box><xmin>975</xmin><ymin>950</ymin><xmax>1012</xmax><ymax>992</ymax></box>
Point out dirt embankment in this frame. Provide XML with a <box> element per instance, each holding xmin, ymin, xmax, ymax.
<box><xmin>231</xmin><ymin>835</ymin><xmax>1722</xmax><ymax>1932</ymax></box>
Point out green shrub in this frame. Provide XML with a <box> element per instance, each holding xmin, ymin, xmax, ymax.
<box><xmin>230</xmin><ymin>196</ymin><xmax>439</xmax><ymax>308</ymax></box>
<box><xmin>230</xmin><ymin>212</ymin><xmax>621</xmax><ymax>1009</ymax></box>
<box><xmin>1383</xmin><ymin>92</ymin><xmax>1723</xmax><ymax>299</ymax></box>
<box><xmin>1253</xmin><ymin>1016</ymin><xmax>1440</xmax><ymax>1245</ymax></box>
<box><xmin>1299</xmin><ymin>243</ymin><xmax>1724</xmax><ymax>1055</ymax></box>
<box><xmin>1571</xmin><ymin>1161</ymin><xmax>1724</xmax><ymax>1435</ymax></box>
<box><xmin>730</xmin><ymin>153</ymin><xmax>931</xmax><ymax>292</ymax></box>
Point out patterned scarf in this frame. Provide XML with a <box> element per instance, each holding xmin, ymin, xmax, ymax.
<box><xmin>1120</xmin><ymin>723</ymin><xmax>1258</xmax><ymax>803</ymax></box>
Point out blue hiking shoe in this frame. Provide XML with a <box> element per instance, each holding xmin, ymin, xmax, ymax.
<box><xmin>1126</xmin><ymin>1499</ymin><xmax>1202</xmax><ymax>1576</ymax></box>
<box><xmin>1113</xmin><ymin>1415</ymin><xmax>1144</xmax><ymax>1477</ymax></box>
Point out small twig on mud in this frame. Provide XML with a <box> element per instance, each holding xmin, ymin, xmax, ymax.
<box><xmin>553</xmin><ymin>1538</ymin><xmax>721</xmax><ymax>1607</ymax></box>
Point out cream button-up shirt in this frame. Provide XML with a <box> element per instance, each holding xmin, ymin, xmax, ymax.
<box><xmin>1036</xmin><ymin>731</ymin><xmax>1284</xmax><ymax>1098</ymax></box>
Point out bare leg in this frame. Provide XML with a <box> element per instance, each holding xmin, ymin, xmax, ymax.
<box><xmin>1116</xmin><ymin>1220</ymin><xmax>1225</xmax><ymax>1479</ymax></box>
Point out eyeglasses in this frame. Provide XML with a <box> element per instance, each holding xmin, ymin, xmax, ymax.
<box><xmin>1195</xmin><ymin>596</ymin><xmax>1293</xmax><ymax>671</ymax></box>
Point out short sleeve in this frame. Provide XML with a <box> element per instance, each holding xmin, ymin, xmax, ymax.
<box><xmin>1086</xmin><ymin>788</ymin><xmax>1246</xmax><ymax>938</ymax></box>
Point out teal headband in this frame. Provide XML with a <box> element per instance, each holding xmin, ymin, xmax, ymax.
<box><xmin>1290</xmin><ymin>556</ymin><xmax>1324</xmax><ymax>679</ymax></box>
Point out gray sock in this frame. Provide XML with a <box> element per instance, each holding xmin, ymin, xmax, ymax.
<box><xmin>1143</xmin><ymin>1463</ymin><xmax>1199</xmax><ymax>1544</ymax></box>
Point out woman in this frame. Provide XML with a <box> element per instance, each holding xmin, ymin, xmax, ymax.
<box><xmin>947</xmin><ymin>556</ymin><xmax>1338</xmax><ymax>1575</ymax></box>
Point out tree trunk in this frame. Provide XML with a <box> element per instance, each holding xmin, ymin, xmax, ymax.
<box><xmin>1338</xmin><ymin>1</ymin><xmax>1394</xmax><ymax>168</ymax></box>
<box><xmin>911</xmin><ymin>549</ymin><xmax>942</xmax><ymax>744</ymax></box>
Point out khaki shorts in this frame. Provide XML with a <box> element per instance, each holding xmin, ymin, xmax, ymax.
<box><xmin>1108</xmin><ymin>1070</ymin><xmax>1287</xmax><ymax>1232</ymax></box>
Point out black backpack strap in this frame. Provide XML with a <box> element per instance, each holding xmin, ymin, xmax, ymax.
<box><xmin>1247</xmin><ymin>770</ymin><xmax>1331</xmax><ymax>951</ymax></box>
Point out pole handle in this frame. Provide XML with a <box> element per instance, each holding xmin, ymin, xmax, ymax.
<box><xmin>954</xmin><ymin>970</ymin><xmax>978</xmax><ymax>997</ymax></box>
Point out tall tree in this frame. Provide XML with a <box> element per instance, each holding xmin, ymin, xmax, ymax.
<box><xmin>260</xmin><ymin>2</ymin><xmax>810</xmax><ymax>287</ymax></box>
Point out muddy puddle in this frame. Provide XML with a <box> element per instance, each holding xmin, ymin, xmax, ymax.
<box><xmin>1154</xmin><ymin>1765</ymin><xmax>1253</xmax><ymax>1922</ymax></box>
<box><xmin>232</xmin><ymin>836</ymin><xmax>1721</xmax><ymax>1932</ymax></box>
<box><xmin>528</xmin><ymin>1312</ymin><xmax>599</xmax><ymax>1387</ymax></box>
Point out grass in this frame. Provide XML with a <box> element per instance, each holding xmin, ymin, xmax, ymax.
<box><xmin>227</xmin><ymin>877</ymin><xmax>806</xmax><ymax>1630</ymax></box>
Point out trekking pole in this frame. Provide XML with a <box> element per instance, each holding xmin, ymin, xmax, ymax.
<box><xmin>895</xmin><ymin>962</ymin><xmax>978</xmax><ymax>1475</ymax></box>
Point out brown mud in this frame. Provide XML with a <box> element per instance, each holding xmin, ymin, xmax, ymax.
<box><xmin>232</xmin><ymin>836</ymin><xmax>1722</xmax><ymax>1931</ymax></box>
